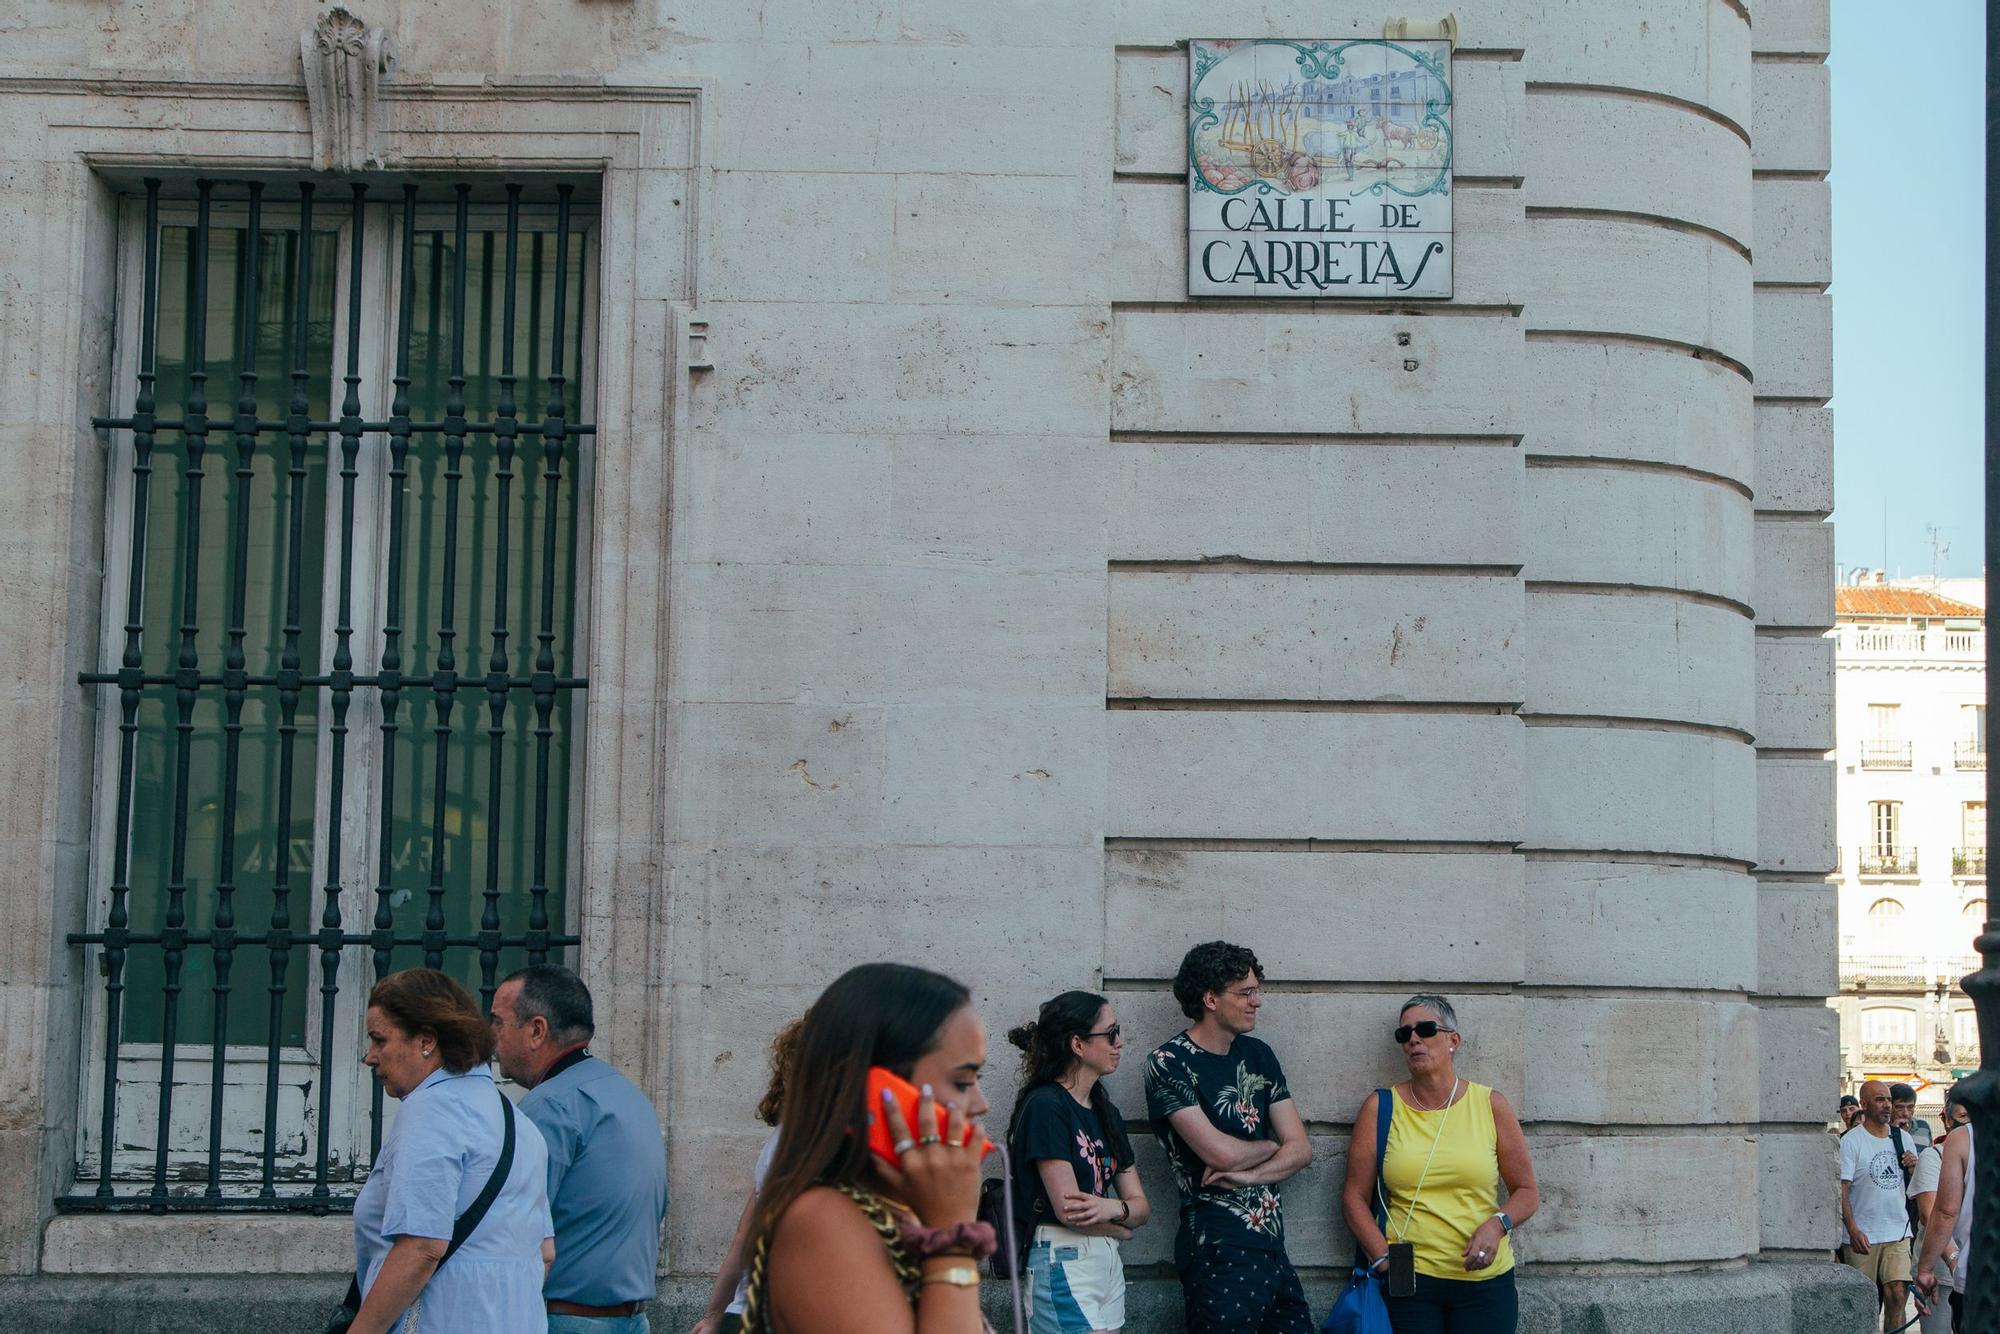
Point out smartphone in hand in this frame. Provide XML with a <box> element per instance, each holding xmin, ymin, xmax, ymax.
<box><xmin>865</xmin><ymin>1067</ymin><xmax>995</xmax><ymax>1167</ymax></box>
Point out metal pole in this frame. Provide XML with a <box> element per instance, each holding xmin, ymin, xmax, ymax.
<box><xmin>1968</xmin><ymin>0</ymin><xmax>2000</xmax><ymax>1319</ymax></box>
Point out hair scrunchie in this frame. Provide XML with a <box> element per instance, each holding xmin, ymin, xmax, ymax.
<box><xmin>898</xmin><ymin>1218</ymin><xmax>998</xmax><ymax>1260</ymax></box>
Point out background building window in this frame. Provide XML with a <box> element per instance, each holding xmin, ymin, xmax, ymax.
<box><xmin>1862</xmin><ymin>802</ymin><xmax>1915</xmax><ymax>875</ymax></box>
<box><xmin>1863</xmin><ymin>704</ymin><xmax>1911</xmax><ymax>768</ymax></box>
<box><xmin>1872</xmin><ymin>801</ymin><xmax>1900</xmax><ymax>852</ymax></box>
<box><xmin>1961</xmin><ymin>704</ymin><xmax>1987</xmax><ymax>769</ymax></box>
<box><xmin>1958</xmin><ymin>804</ymin><xmax>1987</xmax><ymax>877</ymax></box>
<box><xmin>1861</xmin><ymin>1006</ymin><xmax>1917</xmax><ymax>1064</ymax></box>
<box><xmin>1954</xmin><ymin>1008</ymin><xmax>1982</xmax><ymax>1061</ymax></box>
<box><xmin>76</xmin><ymin>178</ymin><xmax>595</xmax><ymax>1205</ymax></box>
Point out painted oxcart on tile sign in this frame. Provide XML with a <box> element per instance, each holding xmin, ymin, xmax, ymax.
<box><xmin>1189</xmin><ymin>38</ymin><xmax>1453</xmax><ymax>298</ymax></box>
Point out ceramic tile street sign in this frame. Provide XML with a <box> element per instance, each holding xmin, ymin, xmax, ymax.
<box><xmin>1188</xmin><ymin>38</ymin><xmax>1453</xmax><ymax>299</ymax></box>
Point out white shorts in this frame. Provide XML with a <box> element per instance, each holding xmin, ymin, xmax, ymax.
<box><xmin>1026</xmin><ymin>1224</ymin><xmax>1126</xmax><ymax>1334</ymax></box>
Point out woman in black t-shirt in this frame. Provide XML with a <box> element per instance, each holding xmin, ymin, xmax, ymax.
<box><xmin>1005</xmin><ymin>991</ymin><xmax>1152</xmax><ymax>1334</ymax></box>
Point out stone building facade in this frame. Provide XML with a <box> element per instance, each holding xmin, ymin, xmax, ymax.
<box><xmin>0</xmin><ymin>1</ymin><xmax>1868</xmax><ymax>1329</ymax></box>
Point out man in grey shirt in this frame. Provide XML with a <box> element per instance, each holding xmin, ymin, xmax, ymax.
<box><xmin>493</xmin><ymin>965</ymin><xmax>668</xmax><ymax>1333</ymax></box>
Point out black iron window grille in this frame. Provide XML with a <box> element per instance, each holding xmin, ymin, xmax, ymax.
<box><xmin>65</xmin><ymin>178</ymin><xmax>595</xmax><ymax>1212</ymax></box>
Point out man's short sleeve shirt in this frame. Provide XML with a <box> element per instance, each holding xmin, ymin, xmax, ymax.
<box><xmin>518</xmin><ymin>1056</ymin><xmax>668</xmax><ymax>1305</ymax></box>
<box><xmin>1143</xmin><ymin>1031</ymin><xmax>1291</xmax><ymax>1250</ymax></box>
<box><xmin>1840</xmin><ymin>1124</ymin><xmax>1913</xmax><ymax>1244</ymax></box>
<box><xmin>1910</xmin><ymin>1142</ymin><xmax>1944</xmax><ymax>1199</ymax></box>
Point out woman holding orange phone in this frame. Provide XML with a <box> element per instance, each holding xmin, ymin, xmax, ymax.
<box><xmin>738</xmin><ymin>962</ymin><xmax>997</xmax><ymax>1334</ymax></box>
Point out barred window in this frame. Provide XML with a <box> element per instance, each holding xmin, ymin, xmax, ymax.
<box><xmin>71</xmin><ymin>178</ymin><xmax>595</xmax><ymax>1209</ymax></box>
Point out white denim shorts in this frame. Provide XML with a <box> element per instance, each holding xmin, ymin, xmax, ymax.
<box><xmin>1026</xmin><ymin>1224</ymin><xmax>1126</xmax><ymax>1334</ymax></box>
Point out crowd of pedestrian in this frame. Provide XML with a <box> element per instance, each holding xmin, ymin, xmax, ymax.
<box><xmin>729</xmin><ymin>943</ymin><xmax>1535</xmax><ymax>1334</ymax></box>
<box><xmin>330</xmin><ymin>942</ymin><xmax>1546</xmax><ymax>1334</ymax></box>
<box><xmin>333</xmin><ymin>949</ymin><xmax>1999</xmax><ymax>1334</ymax></box>
<box><xmin>1833</xmin><ymin>1078</ymin><xmax>1977</xmax><ymax>1333</ymax></box>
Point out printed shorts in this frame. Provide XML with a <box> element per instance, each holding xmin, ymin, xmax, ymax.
<box><xmin>1027</xmin><ymin>1225</ymin><xmax>1126</xmax><ymax>1334</ymax></box>
<box><xmin>1175</xmin><ymin>1236</ymin><xmax>1314</xmax><ymax>1334</ymax></box>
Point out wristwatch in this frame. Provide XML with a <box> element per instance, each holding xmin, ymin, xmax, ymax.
<box><xmin>919</xmin><ymin>1265</ymin><xmax>980</xmax><ymax>1289</ymax></box>
<box><xmin>1494</xmin><ymin>1211</ymin><xmax>1514</xmax><ymax>1236</ymax></box>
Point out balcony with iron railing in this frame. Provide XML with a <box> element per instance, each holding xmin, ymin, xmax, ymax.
<box><xmin>1957</xmin><ymin>740</ymin><xmax>1988</xmax><ymax>770</ymax></box>
<box><xmin>1860</xmin><ymin>1041</ymin><xmax>1917</xmax><ymax>1064</ymax></box>
<box><xmin>1859</xmin><ymin>846</ymin><xmax>1919</xmax><ymax>878</ymax></box>
<box><xmin>1841</xmin><ymin>955</ymin><xmax>1930</xmax><ymax>987</ymax></box>
<box><xmin>1955</xmin><ymin>847</ymin><xmax>1987</xmax><ymax>878</ymax></box>
<box><xmin>1861</xmin><ymin>739</ymin><xmax>1914</xmax><ymax>769</ymax></box>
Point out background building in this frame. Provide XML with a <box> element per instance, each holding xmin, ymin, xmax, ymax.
<box><xmin>0</xmin><ymin>2</ymin><xmax>1864</xmax><ymax>1330</ymax></box>
<box><xmin>1830</xmin><ymin>576</ymin><xmax>1987</xmax><ymax>1114</ymax></box>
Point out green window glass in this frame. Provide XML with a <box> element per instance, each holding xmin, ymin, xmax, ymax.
<box><xmin>123</xmin><ymin>222</ymin><xmax>334</xmax><ymax>1047</ymax></box>
<box><xmin>119</xmin><ymin>211</ymin><xmax>588</xmax><ymax>1046</ymax></box>
<box><xmin>379</xmin><ymin>224</ymin><xmax>587</xmax><ymax>996</ymax></box>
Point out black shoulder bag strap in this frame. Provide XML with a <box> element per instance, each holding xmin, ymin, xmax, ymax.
<box><xmin>331</xmin><ymin>1083</ymin><xmax>519</xmax><ymax>1327</ymax></box>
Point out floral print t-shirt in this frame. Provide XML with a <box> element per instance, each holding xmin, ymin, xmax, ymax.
<box><xmin>1144</xmin><ymin>1031</ymin><xmax>1293</xmax><ymax>1250</ymax></box>
<box><xmin>1011</xmin><ymin>1083</ymin><xmax>1127</xmax><ymax>1220</ymax></box>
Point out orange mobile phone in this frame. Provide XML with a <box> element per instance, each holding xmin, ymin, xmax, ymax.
<box><xmin>866</xmin><ymin>1067</ymin><xmax>994</xmax><ymax>1165</ymax></box>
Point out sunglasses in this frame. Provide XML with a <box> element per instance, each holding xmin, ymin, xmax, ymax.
<box><xmin>1083</xmin><ymin>1025</ymin><xmax>1123</xmax><ymax>1045</ymax></box>
<box><xmin>1394</xmin><ymin>1020</ymin><xmax>1455</xmax><ymax>1044</ymax></box>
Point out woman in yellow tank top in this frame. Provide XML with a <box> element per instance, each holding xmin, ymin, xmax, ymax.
<box><xmin>1340</xmin><ymin>995</ymin><xmax>1540</xmax><ymax>1333</ymax></box>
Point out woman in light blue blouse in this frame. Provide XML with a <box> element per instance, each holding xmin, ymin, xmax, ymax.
<box><xmin>351</xmin><ymin>969</ymin><xmax>555</xmax><ymax>1334</ymax></box>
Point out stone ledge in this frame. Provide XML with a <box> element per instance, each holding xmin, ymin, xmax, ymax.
<box><xmin>41</xmin><ymin>1215</ymin><xmax>350</xmax><ymax>1275</ymax></box>
<box><xmin>0</xmin><ymin>1262</ymin><xmax>1876</xmax><ymax>1333</ymax></box>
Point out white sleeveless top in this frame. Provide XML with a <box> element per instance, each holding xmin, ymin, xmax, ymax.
<box><xmin>1952</xmin><ymin>1125</ymin><xmax>1974</xmax><ymax>1290</ymax></box>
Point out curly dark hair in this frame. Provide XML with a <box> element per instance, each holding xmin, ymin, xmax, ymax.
<box><xmin>755</xmin><ymin>1016</ymin><xmax>804</xmax><ymax>1128</ymax></box>
<box><xmin>1171</xmin><ymin>941</ymin><xmax>1264</xmax><ymax>1020</ymax></box>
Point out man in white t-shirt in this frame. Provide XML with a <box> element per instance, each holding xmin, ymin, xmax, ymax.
<box><xmin>1841</xmin><ymin>1080</ymin><xmax>1914</xmax><ymax>1331</ymax></box>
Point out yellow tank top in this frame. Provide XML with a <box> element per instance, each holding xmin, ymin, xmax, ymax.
<box><xmin>1380</xmin><ymin>1082</ymin><xmax>1511</xmax><ymax>1280</ymax></box>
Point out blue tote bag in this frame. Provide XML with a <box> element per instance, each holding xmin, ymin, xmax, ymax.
<box><xmin>1321</xmin><ymin>1088</ymin><xmax>1393</xmax><ymax>1334</ymax></box>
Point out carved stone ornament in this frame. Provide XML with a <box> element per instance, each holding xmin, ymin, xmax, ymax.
<box><xmin>300</xmin><ymin>7</ymin><xmax>397</xmax><ymax>172</ymax></box>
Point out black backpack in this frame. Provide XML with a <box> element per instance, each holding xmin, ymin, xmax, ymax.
<box><xmin>977</xmin><ymin>1173</ymin><xmax>1039</xmax><ymax>1278</ymax></box>
<box><xmin>1891</xmin><ymin>1126</ymin><xmax>1924</xmax><ymax>1232</ymax></box>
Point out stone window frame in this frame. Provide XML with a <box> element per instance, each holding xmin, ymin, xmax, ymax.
<box><xmin>21</xmin><ymin>71</ymin><xmax>699</xmax><ymax>1271</ymax></box>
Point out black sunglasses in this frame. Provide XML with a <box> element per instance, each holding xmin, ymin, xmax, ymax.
<box><xmin>1394</xmin><ymin>1020</ymin><xmax>1455</xmax><ymax>1044</ymax></box>
<box><xmin>1083</xmin><ymin>1025</ymin><xmax>1123</xmax><ymax>1044</ymax></box>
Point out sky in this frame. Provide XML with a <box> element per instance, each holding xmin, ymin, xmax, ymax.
<box><xmin>1828</xmin><ymin>0</ymin><xmax>1986</xmax><ymax>579</ymax></box>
